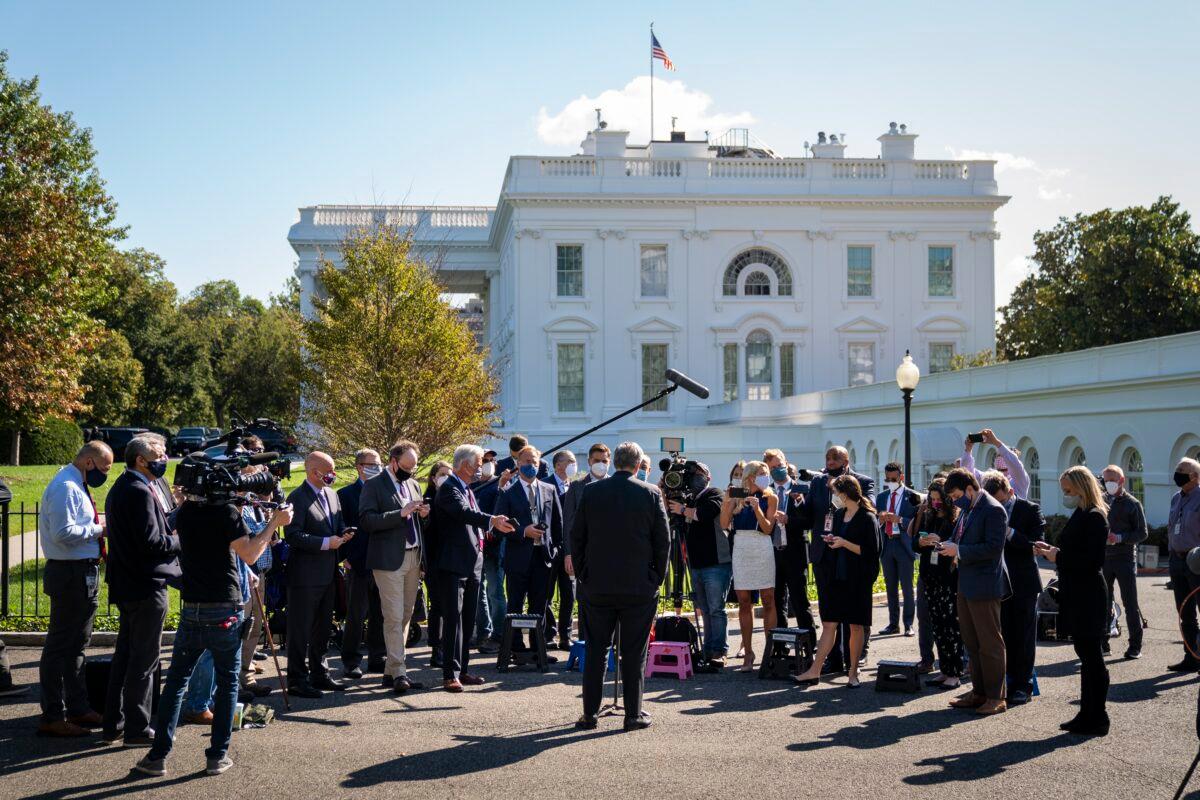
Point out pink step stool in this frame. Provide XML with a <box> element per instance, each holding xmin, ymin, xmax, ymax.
<box><xmin>645</xmin><ymin>641</ymin><xmax>694</xmax><ymax>680</ymax></box>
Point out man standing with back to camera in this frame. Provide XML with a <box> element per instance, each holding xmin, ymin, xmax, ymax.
<box><xmin>572</xmin><ymin>441</ymin><xmax>669</xmax><ymax>732</ymax></box>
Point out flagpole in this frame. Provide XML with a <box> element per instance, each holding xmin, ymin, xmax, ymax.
<box><xmin>649</xmin><ymin>22</ymin><xmax>654</xmax><ymax>144</ymax></box>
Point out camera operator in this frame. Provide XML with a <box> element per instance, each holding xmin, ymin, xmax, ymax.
<box><xmin>665</xmin><ymin>463</ymin><xmax>728</xmax><ymax>672</ymax></box>
<box><xmin>135</xmin><ymin>478</ymin><xmax>291</xmax><ymax>777</ymax></box>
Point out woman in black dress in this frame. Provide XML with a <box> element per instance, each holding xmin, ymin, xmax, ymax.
<box><xmin>910</xmin><ymin>478</ymin><xmax>965</xmax><ymax>689</ymax></box>
<box><xmin>1033</xmin><ymin>466</ymin><xmax>1111</xmax><ymax>736</ymax></box>
<box><xmin>793</xmin><ymin>475</ymin><xmax>880</xmax><ymax>688</ymax></box>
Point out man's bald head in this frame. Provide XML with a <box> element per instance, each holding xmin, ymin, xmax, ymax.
<box><xmin>825</xmin><ymin>446</ymin><xmax>849</xmax><ymax>472</ymax></box>
<box><xmin>304</xmin><ymin>451</ymin><xmax>336</xmax><ymax>485</ymax></box>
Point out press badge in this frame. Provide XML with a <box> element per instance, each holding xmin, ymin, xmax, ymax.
<box><xmin>824</xmin><ymin>513</ymin><xmax>834</xmax><ymax>533</ymax></box>
<box><xmin>85</xmin><ymin>568</ymin><xmax>98</xmax><ymax>595</ymax></box>
<box><xmin>930</xmin><ymin>550</ymin><xmax>939</xmax><ymax>565</ymax></box>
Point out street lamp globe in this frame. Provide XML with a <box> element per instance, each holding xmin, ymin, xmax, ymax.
<box><xmin>896</xmin><ymin>350</ymin><xmax>921</xmax><ymax>392</ymax></box>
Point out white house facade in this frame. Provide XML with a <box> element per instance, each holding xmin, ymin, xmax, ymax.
<box><xmin>289</xmin><ymin>123</ymin><xmax>1199</xmax><ymax>525</ymax></box>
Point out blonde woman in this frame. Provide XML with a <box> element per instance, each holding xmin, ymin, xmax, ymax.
<box><xmin>1033</xmin><ymin>466</ymin><xmax>1111</xmax><ymax>736</ymax></box>
<box><xmin>720</xmin><ymin>460</ymin><xmax>778</xmax><ymax>671</ymax></box>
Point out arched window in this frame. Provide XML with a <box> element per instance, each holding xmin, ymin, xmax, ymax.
<box><xmin>867</xmin><ymin>446</ymin><xmax>880</xmax><ymax>490</ymax></box>
<box><xmin>1122</xmin><ymin>447</ymin><xmax>1145</xmax><ymax>504</ymax></box>
<box><xmin>1070</xmin><ymin>446</ymin><xmax>1087</xmax><ymax>467</ymax></box>
<box><xmin>744</xmin><ymin>271</ymin><xmax>771</xmax><ymax>296</ymax></box>
<box><xmin>1025</xmin><ymin>448</ymin><xmax>1041</xmax><ymax>503</ymax></box>
<box><xmin>722</xmin><ymin>248</ymin><xmax>794</xmax><ymax>296</ymax></box>
<box><xmin>1189</xmin><ymin>445</ymin><xmax>1200</xmax><ymax>461</ymax></box>
<box><xmin>745</xmin><ymin>329</ymin><xmax>773</xmax><ymax>400</ymax></box>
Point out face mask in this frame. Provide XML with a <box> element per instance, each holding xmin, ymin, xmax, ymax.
<box><xmin>1104</xmin><ymin>480</ymin><xmax>1119</xmax><ymax>495</ymax></box>
<box><xmin>754</xmin><ymin>475</ymin><xmax>771</xmax><ymax>490</ymax></box>
<box><xmin>519</xmin><ymin>464</ymin><xmax>538</xmax><ymax>480</ymax></box>
<box><xmin>393</xmin><ymin>465</ymin><xmax>412</xmax><ymax>482</ymax></box>
<box><xmin>1062</xmin><ymin>494</ymin><xmax>1080</xmax><ymax>510</ymax></box>
<box><xmin>690</xmin><ymin>474</ymin><xmax>710</xmax><ymax>493</ymax></box>
<box><xmin>480</xmin><ymin>462</ymin><xmax>496</xmax><ymax>480</ymax></box>
<box><xmin>565</xmin><ymin>463</ymin><xmax>578</xmax><ymax>478</ymax></box>
<box><xmin>636</xmin><ymin>469</ymin><xmax>649</xmax><ymax>481</ymax></box>
<box><xmin>1175</xmin><ymin>471</ymin><xmax>1193</xmax><ymax>488</ymax></box>
<box><xmin>770</xmin><ymin>467</ymin><xmax>789</xmax><ymax>483</ymax></box>
<box><xmin>590</xmin><ymin>462</ymin><xmax>609</xmax><ymax>479</ymax></box>
<box><xmin>953</xmin><ymin>495</ymin><xmax>970</xmax><ymax>510</ymax></box>
<box><xmin>884</xmin><ymin>481</ymin><xmax>900</xmax><ymax>492</ymax></box>
<box><xmin>321</xmin><ymin>472</ymin><xmax>336</xmax><ymax>486</ymax></box>
<box><xmin>147</xmin><ymin>459</ymin><xmax>168</xmax><ymax>479</ymax></box>
<box><xmin>434</xmin><ymin>475</ymin><xmax>448</xmax><ymax>488</ymax></box>
<box><xmin>830</xmin><ymin>494</ymin><xmax>846</xmax><ymax>510</ymax></box>
<box><xmin>85</xmin><ymin>463</ymin><xmax>108</xmax><ymax>488</ymax></box>
<box><xmin>826</xmin><ymin>465</ymin><xmax>845</xmax><ymax>478</ymax></box>
<box><xmin>931</xmin><ymin>498</ymin><xmax>943</xmax><ymax>510</ymax></box>
<box><xmin>361</xmin><ymin>464</ymin><xmax>382</xmax><ymax>480</ymax></box>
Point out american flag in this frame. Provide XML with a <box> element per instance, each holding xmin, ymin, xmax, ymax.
<box><xmin>651</xmin><ymin>32</ymin><xmax>676</xmax><ymax>71</ymax></box>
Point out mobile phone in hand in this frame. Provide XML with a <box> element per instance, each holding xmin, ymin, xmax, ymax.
<box><xmin>967</xmin><ymin>432</ymin><xmax>985</xmax><ymax>444</ymax></box>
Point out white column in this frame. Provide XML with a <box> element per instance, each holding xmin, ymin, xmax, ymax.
<box><xmin>737</xmin><ymin>342</ymin><xmax>746</xmax><ymax>400</ymax></box>
<box><xmin>771</xmin><ymin>343</ymin><xmax>782</xmax><ymax>399</ymax></box>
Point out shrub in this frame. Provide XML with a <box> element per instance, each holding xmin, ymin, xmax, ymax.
<box><xmin>19</xmin><ymin>417</ymin><xmax>84</xmax><ymax>465</ymax></box>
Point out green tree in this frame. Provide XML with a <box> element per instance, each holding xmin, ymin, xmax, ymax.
<box><xmin>997</xmin><ymin>196</ymin><xmax>1200</xmax><ymax>360</ymax></box>
<box><xmin>79</xmin><ymin>328</ymin><xmax>143</xmax><ymax>425</ymax></box>
<box><xmin>301</xmin><ymin>227</ymin><xmax>497</xmax><ymax>456</ymax></box>
<box><xmin>0</xmin><ymin>51</ymin><xmax>124</xmax><ymax>463</ymax></box>
<box><xmin>949</xmin><ymin>349</ymin><xmax>1005</xmax><ymax>371</ymax></box>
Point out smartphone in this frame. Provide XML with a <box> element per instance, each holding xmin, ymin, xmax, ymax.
<box><xmin>728</xmin><ymin>486</ymin><xmax>748</xmax><ymax>499</ymax></box>
<box><xmin>343</xmin><ymin>527</ymin><xmax>357</xmax><ymax>539</ymax></box>
<box><xmin>534</xmin><ymin>522</ymin><xmax>548</xmax><ymax>531</ymax></box>
<box><xmin>967</xmin><ymin>432</ymin><xmax>985</xmax><ymax>444</ymax></box>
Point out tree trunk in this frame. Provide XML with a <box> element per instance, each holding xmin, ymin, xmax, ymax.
<box><xmin>8</xmin><ymin>429</ymin><xmax>20</xmax><ymax>467</ymax></box>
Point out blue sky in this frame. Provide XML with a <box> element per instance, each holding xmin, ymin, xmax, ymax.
<box><xmin>4</xmin><ymin>1</ymin><xmax>1197</xmax><ymax>306</ymax></box>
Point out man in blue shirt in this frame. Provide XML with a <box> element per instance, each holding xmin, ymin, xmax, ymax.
<box><xmin>37</xmin><ymin>441</ymin><xmax>114</xmax><ymax>737</ymax></box>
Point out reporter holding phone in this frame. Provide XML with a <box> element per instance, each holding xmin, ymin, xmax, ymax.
<box><xmin>910</xmin><ymin>478</ymin><xmax>965</xmax><ymax>688</ymax></box>
<box><xmin>1032</xmin><ymin>467</ymin><xmax>1111</xmax><ymax>736</ymax></box>
<box><xmin>720</xmin><ymin>461</ymin><xmax>778</xmax><ymax>672</ymax></box>
<box><xmin>792</xmin><ymin>475</ymin><xmax>879</xmax><ymax>688</ymax></box>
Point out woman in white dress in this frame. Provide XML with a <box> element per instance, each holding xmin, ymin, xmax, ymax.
<box><xmin>720</xmin><ymin>460</ymin><xmax>779</xmax><ymax>672</ymax></box>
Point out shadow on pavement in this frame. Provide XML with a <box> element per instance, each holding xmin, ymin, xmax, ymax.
<box><xmin>787</xmin><ymin>706</ymin><xmax>977</xmax><ymax>754</ymax></box>
<box><xmin>903</xmin><ymin>732</ymin><xmax>1082</xmax><ymax>785</ymax></box>
<box><xmin>16</xmin><ymin>769</ymin><xmax>205</xmax><ymax>800</ymax></box>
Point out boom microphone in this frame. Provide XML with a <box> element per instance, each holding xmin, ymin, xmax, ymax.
<box><xmin>248</xmin><ymin>451</ymin><xmax>283</xmax><ymax>465</ymax></box>
<box><xmin>664</xmin><ymin>369</ymin><xmax>710</xmax><ymax>400</ymax></box>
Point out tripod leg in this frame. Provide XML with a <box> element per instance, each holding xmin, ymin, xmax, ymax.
<box><xmin>1174</xmin><ymin>749</ymin><xmax>1200</xmax><ymax>800</ymax></box>
<box><xmin>254</xmin><ymin>582</ymin><xmax>290</xmax><ymax>712</ymax></box>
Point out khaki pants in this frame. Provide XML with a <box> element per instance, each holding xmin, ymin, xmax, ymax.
<box><xmin>957</xmin><ymin>593</ymin><xmax>1006</xmax><ymax>700</ymax></box>
<box><xmin>374</xmin><ymin>549</ymin><xmax>423</xmax><ymax>679</ymax></box>
<box><xmin>240</xmin><ymin>589</ymin><xmax>264</xmax><ymax>687</ymax></box>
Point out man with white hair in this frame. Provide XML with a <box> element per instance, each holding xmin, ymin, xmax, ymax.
<box><xmin>571</xmin><ymin>441</ymin><xmax>669</xmax><ymax>731</ymax></box>
<box><xmin>1101</xmin><ymin>464</ymin><xmax>1147</xmax><ymax>660</ymax></box>
<box><xmin>431</xmin><ymin>445</ymin><xmax>515</xmax><ymax>692</ymax></box>
<box><xmin>1168</xmin><ymin>457</ymin><xmax>1200</xmax><ymax>671</ymax></box>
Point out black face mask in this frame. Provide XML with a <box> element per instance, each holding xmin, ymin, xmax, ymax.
<box><xmin>85</xmin><ymin>463</ymin><xmax>108</xmax><ymax>488</ymax></box>
<box><xmin>393</xmin><ymin>463</ymin><xmax>412</xmax><ymax>482</ymax></box>
<box><xmin>826</xmin><ymin>465</ymin><xmax>846</xmax><ymax>478</ymax></box>
<box><xmin>1176</xmin><ymin>471</ymin><xmax>1193</xmax><ymax>488</ymax></box>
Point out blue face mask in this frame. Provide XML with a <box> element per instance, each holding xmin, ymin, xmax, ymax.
<box><xmin>148</xmin><ymin>459</ymin><xmax>168</xmax><ymax>479</ymax></box>
<box><xmin>953</xmin><ymin>495</ymin><xmax>970</xmax><ymax>510</ymax></box>
<box><xmin>85</xmin><ymin>463</ymin><xmax>108</xmax><ymax>488</ymax></box>
<box><xmin>519</xmin><ymin>464</ymin><xmax>538</xmax><ymax>479</ymax></box>
<box><xmin>636</xmin><ymin>469</ymin><xmax>648</xmax><ymax>481</ymax></box>
<box><xmin>770</xmin><ymin>467</ymin><xmax>789</xmax><ymax>483</ymax></box>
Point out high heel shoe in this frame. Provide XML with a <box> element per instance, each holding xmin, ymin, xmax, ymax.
<box><xmin>736</xmin><ymin>652</ymin><xmax>756</xmax><ymax>672</ymax></box>
<box><xmin>793</xmin><ymin>674</ymin><xmax>820</xmax><ymax>687</ymax></box>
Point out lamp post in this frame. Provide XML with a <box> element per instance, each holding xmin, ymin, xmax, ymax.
<box><xmin>896</xmin><ymin>350</ymin><xmax>921</xmax><ymax>488</ymax></box>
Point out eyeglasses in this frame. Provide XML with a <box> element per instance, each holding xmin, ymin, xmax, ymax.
<box><xmin>250</xmin><ymin>448</ymin><xmax>265</xmax><ymax>454</ymax></box>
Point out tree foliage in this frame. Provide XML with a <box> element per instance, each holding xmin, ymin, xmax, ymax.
<box><xmin>301</xmin><ymin>227</ymin><xmax>497</xmax><ymax>457</ymax></box>
<box><xmin>79</xmin><ymin>327</ymin><xmax>143</xmax><ymax>425</ymax></box>
<box><xmin>949</xmin><ymin>349</ymin><xmax>1005</xmax><ymax>371</ymax></box>
<box><xmin>0</xmin><ymin>50</ymin><xmax>123</xmax><ymax>459</ymax></box>
<box><xmin>997</xmin><ymin>196</ymin><xmax>1200</xmax><ymax>360</ymax></box>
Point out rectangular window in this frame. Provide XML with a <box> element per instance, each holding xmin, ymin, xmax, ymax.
<box><xmin>556</xmin><ymin>244</ymin><xmax>584</xmax><ymax>297</ymax></box>
<box><xmin>780</xmin><ymin>343</ymin><xmax>795</xmax><ymax>397</ymax></box>
<box><xmin>723</xmin><ymin>343</ymin><xmax>738</xmax><ymax>402</ymax></box>
<box><xmin>641</xmin><ymin>344</ymin><xmax>669</xmax><ymax>411</ymax></box>
<box><xmin>639</xmin><ymin>245</ymin><xmax>668</xmax><ymax>297</ymax></box>
<box><xmin>929</xmin><ymin>342</ymin><xmax>955</xmax><ymax>374</ymax></box>
<box><xmin>556</xmin><ymin>343</ymin><xmax>585</xmax><ymax>412</ymax></box>
<box><xmin>847</xmin><ymin>246</ymin><xmax>873</xmax><ymax>297</ymax></box>
<box><xmin>928</xmin><ymin>246</ymin><xmax>954</xmax><ymax>297</ymax></box>
<box><xmin>848</xmin><ymin>343</ymin><xmax>875</xmax><ymax>387</ymax></box>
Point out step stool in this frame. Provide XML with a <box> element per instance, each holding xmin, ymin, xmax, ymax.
<box><xmin>1005</xmin><ymin>668</ymin><xmax>1041</xmax><ymax>697</ymax></box>
<box><xmin>757</xmin><ymin>627</ymin><xmax>813</xmax><ymax>680</ymax></box>
<box><xmin>565</xmin><ymin>640</ymin><xmax>616</xmax><ymax>673</ymax></box>
<box><xmin>496</xmin><ymin>613</ymin><xmax>549</xmax><ymax>672</ymax></box>
<box><xmin>875</xmin><ymin>659</ymin><xmax>921</xmax><ymax>693</ymax></box>
<box><xmin>645</xmin><ymin>640</ymin><xmax>693</xmax><ymax>680</ymax></box>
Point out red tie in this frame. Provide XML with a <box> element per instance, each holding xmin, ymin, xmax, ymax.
<box><xmin>889</xmin><ymin>492</ymin><xmax>899</xmax><ymax>536</ymax></box>
<box><xmin>82</xmin><ymin>482</ymin><xmax>106</xmax><ymax>561</ymax></box>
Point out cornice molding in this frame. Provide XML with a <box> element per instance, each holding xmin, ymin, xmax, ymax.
<box><xmin>596</xmin><ymin>228</ymin><xmax>627</xmax><ymax>240</ymax></box>
<box><xmin>969</xmin><ymin>229</ymin><xmax>1001</xmax><ymax>241</ymax></box>
<box><xmin>514</xmin><ymin>228</ymin><xmax>542</xmax><ymax>239</ymax></box>
<box><xmin>888</xmin><ymin>230</ymin><xmax>917</xmax><ymax>241</ymax></box>
<box><xmin>500</xmin><ymin>194</ymin><xmax>1011</xmax><ymax>211</ymax></box>
<box><xmin>681</xmin><ymin>229</ymin><xmax>711</xmax><ymax>240</ymax></box>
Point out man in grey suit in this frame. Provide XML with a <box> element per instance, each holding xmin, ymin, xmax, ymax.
<box><xmin>571</xmin><ymin>442</ymin><xmax>669</xmax><ymax>732</ymax></box>
<box><xmin>938</xmin><ymin>467</ymin><xmax>1011</xmax><ymax>716</ymax></box>
<box><xmin>359</xmin><ymin>440</ymin><xmax>430</xmax><ymax>694</ymax></box>
<box><xmin>283</xmin><ymin>452</ymin><xmax>352</xmax><ymax>698</ymax></box>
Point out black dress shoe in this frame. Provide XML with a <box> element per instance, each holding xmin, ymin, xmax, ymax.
<box><xmin>123</xmin><ymin>734</ymin><xmax>156</xmax><ymax>748</ymax></box>
<box><xmin>288</xmin><ymin>683</ymin><xmax>324</xmax><ymax>699</ymax></box>
<box><xmin>477</xmin><ymin>641</ymin><xmax>500</xmax><ymax>655</ymax></box>
<box><xmin>623</xmin><ymin>712</ymin><xmax>652</xmax><ymax>731</ymax></box>
<box><xmin>312</xmin><ymin>676</ymin><xmax>346</xmax><ymax>692</ymax></box>
<box><xmin>1124</xmin><ymin>648</ymin><xmax>1142</xmax><ymax>660</ymax></box>
<box><xmin>254</xmin><ymin>651</ymin><xmax>268</xmax><ymax>661</ymax></box>
<box><xmin>1064</xmin><ymin>715</ymin><xmax>1110</xmax><ymax>736</ymax></box>
<box><xmin>1101</xmin><ymin>641</ymin><xmax>1112</xmax><ymax>655</ymax></box>
<box><xmin>575</xmin><ymin>714</ymin><xmax>598</xmax><ymax>730</ymax></box>
<box><xmin>381</xmin><ymin>675</ymin><xmax>395</xmax><ymax>689</ymax></box>
<box><xmin>1168</xmin><ymin>658</ymin><xmax>1200</xmax><ymax>672</ymax></box>
<box><xmin>877</xmin><ymin>625</ymin><xmax>899</xmax><ymax>636</ymax></box>
<box><xmin>344</xmin><ymin>666</ymin><xmax>364</xmax><ymax>679</ymax></box>
<box><xmin>392</xmin><ymin>677</ymin><xmax>425</xmax><ymax>694</ymax></box>
<box><xmin>1008</xmin><ymin>690</ymin><xmax>1031</xmax><ymax>706</ymax></box>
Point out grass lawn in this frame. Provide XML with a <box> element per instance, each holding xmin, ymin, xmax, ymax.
<box><xmin>1</xmin><ymin>560</ymin><xmax>183</xmax><ymax>632</ymax></box>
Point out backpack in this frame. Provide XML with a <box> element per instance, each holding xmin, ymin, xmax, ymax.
<box><xmin>654</xmin><ymin>615</ymin><xmax>701</xmax><ymax>661</ymax></box>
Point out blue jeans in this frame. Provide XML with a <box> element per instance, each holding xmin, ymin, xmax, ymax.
<box><xmin>690</xmin><ymin>563</ymin><xmax>733</xmax><ymax>657</ymax></box>
<box><xmin>475</xmin><ymin>550</ymin><xmax>506</xmax><ymax>641</ymax></box>
<box><xmin>182</xmin><ymin>650</ymin><xmax>214</xmax><ymax>715</ymax></box>
<box><xmin>149</xmin><ymin>606</ymin><xmax>244</xmax><ymax>762</ymax></box>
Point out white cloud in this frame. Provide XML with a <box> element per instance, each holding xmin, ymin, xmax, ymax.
<box><xmin>947</xmin><ymin>147</ymin><xmax>1070</xmax><ymax>202</ymax></box>
<box><xmin>1037</xmin><ymin>185</ymin><xmax>1067</xmax><ymax>200</ymax></box>
<box><xmin>536</xmin><ymin>77</ymin><xmax>755</xmax><ymax>147</ymax></box>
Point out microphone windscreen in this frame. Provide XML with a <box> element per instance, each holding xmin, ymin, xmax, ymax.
<box><xmin>248</xmin><ymin>451</ymin><xmax>282</xmax><ymax>465</ymax></box>
<box><xmin>664</xmin><ymin>368</ymin><xmax>711</xmax><ymax>400</ymax></box>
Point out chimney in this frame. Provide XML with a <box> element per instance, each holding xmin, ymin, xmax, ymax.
<box><xmin>810</xmin><ymin>130</ymin><xmax>846</xmax><ymax>159</ymax></box>
<box><xmin>670</xmin><ymin>130</ymin><xmax>686</xmax><ymax>142</ymax></box>
<box><xmin>580</xmin><ymin>128</ymin><xmax>631</xmax><ymax>157</ymax></box>
<box><xmin>877</xmin><ymin>121</ymin><xmax>917</xmax><ymax>160</ymax></box>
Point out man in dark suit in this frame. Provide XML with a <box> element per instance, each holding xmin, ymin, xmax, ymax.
<box><xmin>360</xmin><ymin>441</ymin><xmax>430</xmax><ymax>693</ymax></box>
<box><xmin>337</xmin><ymin>449</ymin><xmax>387</xmax><ymax>679</ymax></box>
<box><xmin>876</xmin><ymin>462</ymin><xmax>921</xmax><ymax>636</ymax></box>
<box><xmin>798</xmin><ymin>446</ymin><xmax>876</xmax><ymax>671</ymax></box>
<box><xmin>495</xmin><ymin>445</ymin><xmax>563</xmax><ymax>657</ymax></box>
<box><xmin>762</xmin><ymin>448</ymin><xmax>812</xmax><ymax>631</ymax></box>
<box><xmin>939</xmin><ymin>467</ymin><xmax>1011</xmax><ymax>716</ymax></box>
<box><xmin>470</xmin><ymin>454</ymin><xmax>507</xmax><ymax>654</ymax></box>
<box><xmin>985</xmin><ymin>471</ymin><xmax>1045</xmax><ymax>706</ymax></box>
<box><xmin>494</xmin><ymin>434</ymin><xmax>549</xmax><ymax>481</ymax></box>
<box><xmin>283</xmin><ymin>451</ymin><xmax>351</xmax><ymax>698</ymax></box>
<box><xmin>431</xmin><ymin>445</ymin><xmax>515</xmax><ymax>692</ymax></box>
<box><xmin>102</xmin><ymin>433</ymin><xmax>180</xmax><ymax>746</ymax></box>
<box><xmin>571</xmin><ymin>442</ymin><xmax>669</xmax><ymax>732</ymax></box>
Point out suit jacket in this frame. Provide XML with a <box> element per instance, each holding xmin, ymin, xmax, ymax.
<box><xmin>337</xmin><ymin>479</ymin><xmax>368</xmax><ymax>571</ymax></box>
<box><xmin>562</xmin><ymin>474</ymin><xmax>601</xmax><ymax>556</ymax></box>
<box><xmin>431</xmin><ymin>475</ymin><xmax>492</xmax><ymax>579</ymax></box>
<box><xmin>494</xmin><ymin>477</ymin><xmax>562</xmax><ymax>577</ymax></box>
<box><xmin>801</xmin><ymin>469</ymin><xmax>876</xmax><ymax>565</ymax></box>
<box><xmin>359</xmin><ymin>470</ymin><xmax>426</xmax><ymax>573</ymax></box>
<box><xmin>773</xmin><ymin>479</ymin><xmax>811</xmax><ymax>567</ymax></box>
<box><xmin>1055</xmin><ymin>505</ymin><xmax>1109</xmax><ymax>638</ymax></box>
<box><xmin>1004</xmin><ymin>497</ymin><xmax>1046</xmax><ymax>599</ymax></box>
<box><xmin>876</xmin><ymin>486</ymin><xmax>921</xmax><ymax>559</ymax></box>
<box><xmin>570</xmin><ymin>472</ymin><xmax>670</xmax><ymax>599</ymax></box>
<box><xmin>155</xmin><ymin>475</ymin><xmax>180</xmax><ymax>530</ymax></box>
<box><xmin>954</xmin><ymin>490</ymin><xmax>1011</xmax><ymax>601</ymax></box>
<box><xmin>104</xmin><ymin>470</ymin><xmax>181</xmax><ymax>602</ymax></box>
<box><xmin>284</xmin><ymin>481</ymin><xmax>345</xmax><ymax>587</ymax></box>
<box><xmin>469</xmin><ymin>477</ymin><xmax>504</xmax><ymax>557</ymax></box>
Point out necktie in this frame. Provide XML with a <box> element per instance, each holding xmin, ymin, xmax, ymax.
<box><xmin>888</xmin><ymin>491</ymin><xmax>899</xmax><ymax>535</ymax></box>
<box><xmin>82</xmin><ymin>481</ymin><xmax>105</xmax><ymax>561</ymax></box>
<box><xmin>316</xmin><ymin>486</ymin><xmax>331</xmax><ymax>522</ymax></box>
<box><xmin>528</xmin><ymin>483</ymin><xmax>539</xmax><ymax>524</ymax></box>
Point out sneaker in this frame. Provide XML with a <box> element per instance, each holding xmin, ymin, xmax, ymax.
<box><xmin>134</xmin><ymin>756</ymin><xmax>166</xmax><ymax>777</ymax></box>
<box><xmin>206</xmin><ymin>756</ymin><xmax>234</xmax><ymax>775</ymax></box>
<box><xmin>1124</xmin><ymin>648</ymin><xmax>1142</xmax><ymax>660</ymax></box>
